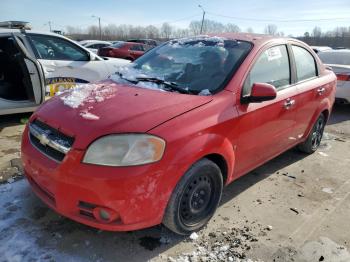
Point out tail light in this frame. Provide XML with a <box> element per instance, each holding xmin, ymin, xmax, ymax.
<box><xmin>336</xmin><ymin>73</ymin><xmax>350</xmax><ymax>81</ymax></box>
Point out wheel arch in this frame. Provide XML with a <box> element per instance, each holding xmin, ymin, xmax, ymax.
<box><xmin>204</xmin><ymin>153</ymin><xmax>229</xmax><ymax>185</ymax></box>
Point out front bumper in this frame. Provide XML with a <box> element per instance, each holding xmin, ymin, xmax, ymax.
<box><xmin>21</xmin><ymin>126</ymin><xmax>179</xmax><ymax>231</ymax></box>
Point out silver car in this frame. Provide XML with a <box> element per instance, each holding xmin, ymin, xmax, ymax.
<box><xmin>318</xmin><ymin>49</ymin><xmax>350</xmax><ymax>104</ymax></box>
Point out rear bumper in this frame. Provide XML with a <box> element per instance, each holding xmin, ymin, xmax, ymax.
<box><xmin>21</xmin><ymin>126</ymin><xmax>180</xmax><ymax>231</ymax></box>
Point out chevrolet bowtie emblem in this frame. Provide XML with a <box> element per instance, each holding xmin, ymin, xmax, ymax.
<box><xmin>39</xmin><ymin>134</ymin><xmax>50</xmax><ymax>146</ymax></box>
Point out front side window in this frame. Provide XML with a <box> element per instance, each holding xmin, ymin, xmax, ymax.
<box><xmin>122</xmin><ymin>37</ymin><xmax>252</xmax><ymax>94</ymax></box>
<box><xmin>292</xmin><ymin>45</ymin><xmax>317</xmax><ymax>82</ymax></box>
<box><xmin>243</xmin><ymin>45</ymin><xmax>290</xmax><ymax>96</ymax></box>
<box><xmin>29</xmin><ymin>34</ymin><xmax>89</xmax><ymax>61</ymax></box>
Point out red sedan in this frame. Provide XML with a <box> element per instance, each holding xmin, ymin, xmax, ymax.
<box><xmin>98</xmin><ymin>41</ymin><xmax>147</xmax><ymax>61</ymax></box>
<box><xmin>21</xmin><ymin>33</ymin><xmax>336</xmax><ymax>235</ymax></box>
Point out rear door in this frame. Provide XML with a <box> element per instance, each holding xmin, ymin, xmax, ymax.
<box><xmin>234</xmin><ymin>44</ymin><xmax>299</xmax><ymax>176</ymax></box>
<box><xmin>290</xmin><ymin>44</ymin><xmax>329</xmax><ymax>138</ymax></box>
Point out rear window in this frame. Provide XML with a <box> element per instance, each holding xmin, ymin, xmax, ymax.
<box><xmin>318</xmin><ymin>51</ymin><xmax>350</xmax><ymax>65</ymax></box>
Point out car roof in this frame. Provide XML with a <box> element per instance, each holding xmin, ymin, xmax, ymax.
<box><xmin>321</xmin><ymin>49</ymin><xmax>350</xmax><ymax>53</ymax></box>
<box><xmin>79</xmin><ymin>40</ymin><xmax>111</xmax><ymax>44</ymax></box>
<box><xmin>176</xmin><ymin>33</ymin><xmax>300</xmax><ymax>48</ymax></box>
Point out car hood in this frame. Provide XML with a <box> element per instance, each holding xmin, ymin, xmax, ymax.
<box><xmin>33</xmin><ymin>80</ymin><xmax>212</xmax><ymax>149</ymax></box>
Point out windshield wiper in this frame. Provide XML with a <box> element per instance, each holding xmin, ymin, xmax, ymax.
<box><xmin>115</xmin><ymin>72</ymin><xmax>138</xmax><ymax>84</ymax></box>
<box><xmin>136</xmin><ymin>77</ymin><xmax>194</xmax><ymax>94</ymax></box>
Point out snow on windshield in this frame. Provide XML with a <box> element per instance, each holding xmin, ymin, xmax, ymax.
<box><xmin>109</xmin><ymin>66</ymin><xmax>166</xmax><ymax>92</ymax></box>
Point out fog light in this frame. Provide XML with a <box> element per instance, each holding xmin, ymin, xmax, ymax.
<box><xmin>93</xmin><ymin>207</ymin><xmax>119</xmax><ymax>223</ymax></box>
<box><xmin>99</xmin><ymin>209</ymin><xmax>110</xmax><ymax>221</ymax></box>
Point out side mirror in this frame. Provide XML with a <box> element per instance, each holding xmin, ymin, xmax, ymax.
<box><xmin>243</xmin><ymin>83</ymin><xmax>277</xmax><ymax>103</ymax></box>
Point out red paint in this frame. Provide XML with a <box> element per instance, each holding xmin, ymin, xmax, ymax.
<box><xmin>21</xmin><ymin>34</ymin><xmax>336</xmax><ymax>232</ymax></box>
<box><xmin>98</xmin><ymin>42</ymin><xmax>146</xmax><ymax>61</ymax></box>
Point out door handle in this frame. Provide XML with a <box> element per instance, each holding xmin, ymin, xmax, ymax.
<box><xmin>317</xmin><ymin>87</ymin><xmax>326</xmax><ymax>95</ymax></box>
<box><xmin>284</xmin><ymin>98</ymin><xmax>295</xmax><ymax>109</ymax></box>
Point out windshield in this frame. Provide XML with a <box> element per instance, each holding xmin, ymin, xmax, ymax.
<box><xmin>111</xmin><ymin>36</ymin><xmax>252</xmax><ymax>95</ymax></box>
<box><xmin>319</xmin><ymin>51</ymin><xmax>350</xmax><ymax>65</ymax></box>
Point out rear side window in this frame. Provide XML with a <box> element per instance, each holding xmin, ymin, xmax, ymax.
<box><xmin>243</xmin><ymin>45</ymin><xmax>290</xmax><ymax>96</ymax></box>
<box><xmin>292</xmin><ymin>45</ymin><xmax>317</xmax><ymax>82</ymax></box>
<box><xmin>29</xmin><ymin>34</ymin><xmax>89</xmax><ymax>61</ymax></box>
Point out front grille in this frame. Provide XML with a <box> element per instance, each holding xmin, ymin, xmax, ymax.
<box><xmin>29</xmin><ymin>119</ymin><xmax>74</xmax><ymax>162</ymax></box>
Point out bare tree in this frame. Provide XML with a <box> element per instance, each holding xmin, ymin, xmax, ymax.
<box><xmin>264</xmin><ymin>24</ymin><xmax>278</xmax><ymax>35</ymax></box>
<box><xmin>189</xmin><ymin>21</ymin><xmax>202</xmax><ymax>35</ymax></box>
<box><xmin>312</xmin><ymin>26</ymin><xmax>322</xmax><ymax>38</ymax></box>
<box><xmin>246</xmin><ymin>27</ymin><xmax>254</xmax><ymax>33</ymax></box>
<box><xmin>145</xmin><ymin>25</ymin><xmax>159</xmax><ymax>39</ymax></box>
<box><xmin>225</xmin><ymin>23</ymin><xmax>241</xmax><ymax>33</ymax></box>
<box><xmin>161</xmin><ymin>23</ymin><xmax>173</xmax><ymax>39</ymax></box>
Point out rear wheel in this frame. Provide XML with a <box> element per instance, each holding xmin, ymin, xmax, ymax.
<box><xmin>298</xmin><ymin>114</ymin><xmax>326</xmax><ymax>153</ymax></box>
<box><xmin>163</xmin><ymin>158</ymin><xmax>223</xmax><ymax>235</ymax></box>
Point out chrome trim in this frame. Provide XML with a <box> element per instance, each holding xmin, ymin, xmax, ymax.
<box><xmin>29</xmin><ymin>123</ymin><xmax>71</xmax><ymax>154</ymax></box>
<box><xmin>28</xmin><ymin>132</ymin><xmax>60</xmax><ymax>163</ymax></box>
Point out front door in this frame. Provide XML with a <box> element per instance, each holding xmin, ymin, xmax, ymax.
<box><xmin>0</xmin><ymin>34</ymin><xmax>45</xmax><ymax>115</ymax></box>
<box><xmin>234</xmin><ymin>44</ymin><xmax>299</xmax><ymax>177</ymax></box>
<box><xmin>26</xmin><ymin>33</ymin><xmax>110</xmax><ymax>95</ymax></box>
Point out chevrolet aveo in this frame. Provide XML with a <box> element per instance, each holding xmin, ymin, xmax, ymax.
<box><xmin>21</xmin><ymin>34</ymin><xmax>336</xmax><ymax>235</ymax></box>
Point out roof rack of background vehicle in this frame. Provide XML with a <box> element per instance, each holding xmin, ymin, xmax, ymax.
<box><xmin>0</xmin><ymin>21</ymin><xmax>31</xmax><ymax>30</ymax></box>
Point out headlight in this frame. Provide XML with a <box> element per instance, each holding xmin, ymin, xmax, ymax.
<box><xmin>83</xmin><ymin>134</ymin><xmax>166</xmax><ymax>166</ymax></box>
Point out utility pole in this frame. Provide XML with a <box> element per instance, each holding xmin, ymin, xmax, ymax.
<box><xmin>92</xmin><ymin>15</ymin><xmax>102</xmax><ymax>40</ymax></box>
<box><xmin>199</xmin><ymin>5</ymin><xmax>205</xmax><ymax>34</ymax></box>
<box><xmin>45</xmin><ymin>21</ymin><xmax>52</xmax><ymax>32</ymax></box>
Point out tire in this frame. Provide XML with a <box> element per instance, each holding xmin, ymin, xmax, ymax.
<box><xmin>298</xmin><ymin>114</ymin><xmax>326</xmax><ymax>154</ymax></box>
<box><xmin>163</xmin><ymin>158</ymin><xmax>223</xmax><ymax>235</ymax></box>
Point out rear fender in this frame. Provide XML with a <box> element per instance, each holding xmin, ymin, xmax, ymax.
<box><xmin>303</xmin><ymin>98</ymin><xmax>331</xmax><ymax>139</ymax></box>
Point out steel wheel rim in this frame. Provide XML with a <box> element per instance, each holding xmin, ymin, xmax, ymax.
<box><xmin>311</xmin><ymin>117</ymin><xmax>324</xmax><ymax>149</ymax></box>
<box><xmin>179</xmin><ymin>174</ymin><xmax>216</xmax><ymax>227</ymax></box>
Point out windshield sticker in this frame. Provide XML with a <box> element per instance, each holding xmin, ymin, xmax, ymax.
<box><xmin>266</xmin><ymin>47</ymin><xmax>282</xmax><ymax>61</ymax></box>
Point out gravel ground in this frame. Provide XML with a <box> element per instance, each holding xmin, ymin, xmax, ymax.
<box><xmin>0</xmin><ymin>104</ymin><xmax>349</xmax><ymax>262</ymax></box>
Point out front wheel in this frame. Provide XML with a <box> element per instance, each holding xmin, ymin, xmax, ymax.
<box><xmin>298</xmin><ymin>114</ymin><xmax>326</xmax><ymax>153</ymax></box>
<box><xmin>162</xmin><ymin>158</ymin><xmax>223</xmax><ymax>235</ymax></box>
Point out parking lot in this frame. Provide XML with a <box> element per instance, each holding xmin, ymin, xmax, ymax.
<box><xmin>0</xmin><ymin>104</ymin><xmax>349</xmax><ymax>262</ymax></box>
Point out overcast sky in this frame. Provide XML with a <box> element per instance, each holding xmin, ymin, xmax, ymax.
<box><xmin>1</xmin><ymin>0</ymin><xmax>350</xmax><ymax>36</ymax></box>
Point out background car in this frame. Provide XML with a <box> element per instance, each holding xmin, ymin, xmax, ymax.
<box><xmin>0</xmin><ymin>23</ymin><xmax>130</xmax><ymax>114</ymax></box>
<box><xmin>310</xmin><ymin>46</ymin><xmax>332</xmax><ymax>54</ymax></box>
<box><xmin>126</xmin><ymin>39</ymin><xmax>158</xmax><ymax>47</ymax></box>
<box><xmin>0</xmin><ymin>27</ymin><xmax>129</xmax><ymax>97</ymax></box>
<box><xmin>98</xmin><ymin>41</ymin><xmax>148</xmax><ymax>61</ymax></box>
<box><xmin>78</xmin><ymin>40</ymin><xmax>112</xmax><ymax>54</ymax></box>
<box><xmin>318</xmin><ymin>49</ymin><xmax>350</xmax><ymax>104</ymax></box>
